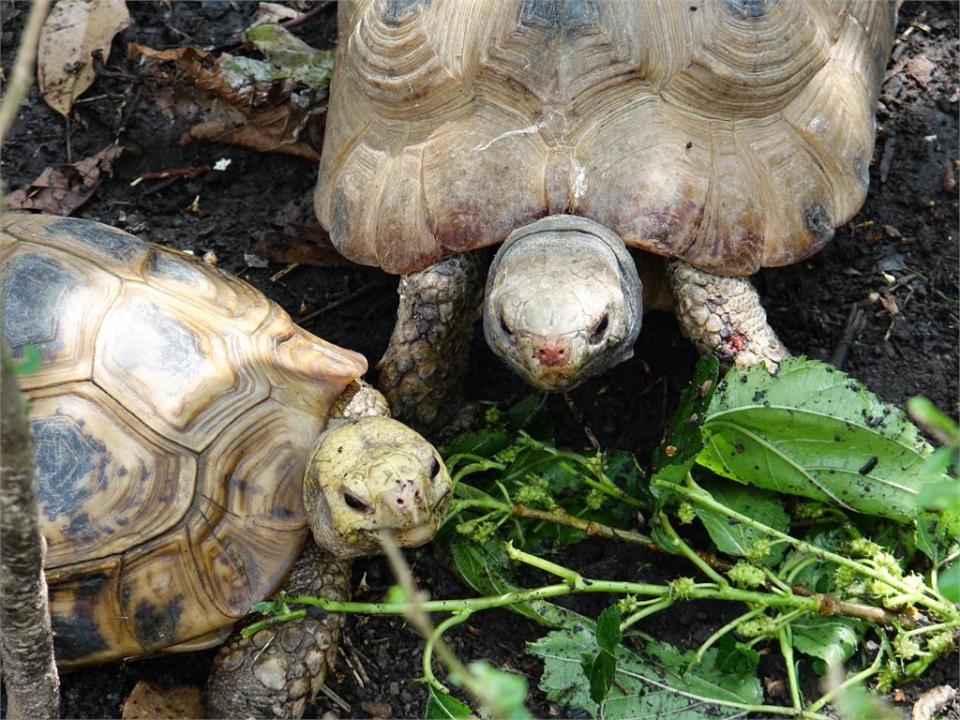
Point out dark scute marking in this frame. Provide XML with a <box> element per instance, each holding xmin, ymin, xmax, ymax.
<box><xmin>379</xmin><ymin>0</ymin><xmax>429</xmax><ymax>24</ymax></box>
<box><xmin>720</xmin><ymin>0</ymin><xmax>779</xmax><ymax>19</ymax></box>
<box><xmin>133</xmin><ymin>595</ymin><xmax>183</xmax><ymax>647</ymax></box>
<box><xmin>3</xmin><ymin>253</ymin><xmax>80</xmax><ymax>356</ymax></box>
<box><xmin>115</xmin><ymin>301</ymin><xmax>206</xmax><ymax>378</ymax></box>
<box><xmin>32</xmin><ymin>416</ymin><xmax>110</xmax><ymax>522</ymax></box>
<box><xmin>803</xmin><ymin>203</ymin><xmax>834</xmax><ymax>245</ymax></box>
<box><xmin>147</xmin><ymin>250</ymin><xmax>206</xmax><ymax>285</ymax></box>
<box><xmin>518</xmin><ymin>0</ymin><xmax>601</xmax><ymax>33</ymax></box>
<box><xmin>330</xmin><ymin>190</ymin><xmax>351</xmax><ymax>248</ymax></box>
<box><xmin>47</xmin><ymin>218</ymin><xmax>145</xmax><ymax>261</ymax></box>
<box><xmin>50</xmin><ymin>573</ymin><xmax>110</xmax><ymax>661</ymax></box>
<box><xmin>63</xmin><ymin>511</ymin><xmax>108</xmax><ymax>543</ymax></box>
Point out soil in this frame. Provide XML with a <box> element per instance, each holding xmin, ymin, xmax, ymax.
<box><xmin>1</xmin><ymin>2</ymin><xmax>957</xmax><ymax>718</ymax></box>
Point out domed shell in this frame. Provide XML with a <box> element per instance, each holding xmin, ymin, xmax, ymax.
<box><xmin>316</xmin><ymin>0</ymin><xmax>896</xmax><ymax>277</ymax></box>
<box><xmin>0</xmin><ymin>214</ymin><xmax>367</xmax><ymax>668</ymax></box>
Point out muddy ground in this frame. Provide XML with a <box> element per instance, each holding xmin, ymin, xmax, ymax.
<box><xmin>1</xmin><ymin>1</ymin><xmax>957</xmax><ymax>718</ymax></box>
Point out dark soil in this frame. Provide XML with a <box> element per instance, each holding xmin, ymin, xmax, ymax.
<box><xmin>1</xmin><ymin>2</ymin><xmax>957</xmax><ymax>718</ymax></box>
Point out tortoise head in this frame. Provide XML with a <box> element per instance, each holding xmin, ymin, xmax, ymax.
<box><xmin>483</xmin><ymin>215</ymin><xmax>643</xmax><ymax>391</ymax></box>
<box><xmin>303</xmin><ymin>416</ymin><xmax>452</xmax><ymax>559</ymax></box>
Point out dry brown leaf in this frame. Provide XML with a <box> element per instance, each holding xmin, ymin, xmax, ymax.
<box><xmin>129</xmin><ymin>43</ymin><xmax>325</xmax><ymax>160</ymax></box>
<box><xmin>905</xmin><ymin>54</ymin><xmax>935</xmax><ymax>87</ymax></box>
<box><xmin>38</xmin><ymin>0</ymin><xmax>131</xmax><ymax>116</ymax></box>
<box><xmin>4</xmin><ymin>145</ymin><xmax>124</xmax><ymax>215</ymax></box>
<box><xmin>121</xmin><ymin>680</ymin><xmax>203</xmax><ymax>720</ymax></box>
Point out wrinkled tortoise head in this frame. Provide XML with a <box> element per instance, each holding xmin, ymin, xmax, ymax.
<box><xmin>303</xmin><ymin>416</ymin><xmax>451</xmax><ymax>558</ymax></box>
<box><xmin>483</xmin><ymin>215</ymin><xmax>643</xmax><ymax>391</ymax></box>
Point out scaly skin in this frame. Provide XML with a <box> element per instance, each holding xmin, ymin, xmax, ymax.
<box><xmin>204</xmin><ymin>397</ymin><xmax>451</xmax><ymax>719</ymax></box>
<box><xmin>377</xmin><ymin>253</ymin><xmax>486</xmax><ymax>431</ymax></box>
<box><xmin>205</xmin><ymin>543</ymin><xmax>350</xmax><ymax>719</ymax></box>
<box><xmin>667</xmin><ymin>260</ymin><xmax>789</xmax><ymax>372</ymax></box>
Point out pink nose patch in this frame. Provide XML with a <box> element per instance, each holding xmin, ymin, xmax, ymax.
<box><xmin>536</xmin><ymin>344</ymin><xmax>568</xmax><ymax>366</ymax></box>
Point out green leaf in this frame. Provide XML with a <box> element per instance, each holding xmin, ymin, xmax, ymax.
<box><xmin>425</xmin><ymin>687</ymin><xmax>474</xmax><ymax>720</ymax></box>
<box><xmin>938</xmin><ymin>559</ymin><xmax>960</xmax><ymax>602</ymax></box>
<box><xmin>7</xmin><ymin>345</ymin><xmax>42</xmax><ymax>375</ymax></box>
<box><xmin>907</xmin><ymin>396</ymin><xmax>959</xmax><ymax>447</ymax></box>
<box><xmin>583</xmin><ymin>605</ymin><xmax>621</xmax><ymax>704</ymax></box>
<box><xmin>442</xmin><ymin>428</ymin><xmax>512</xmax><ymax>461</ymax></box>
<box><xmin>529</xmin><ymin>627</ymin><xmax>760</xmax><ymax>720</ymax></box>
<box><xmin>447</xmin><ymin>536</ymin><xmax>586</xmax><ymax>628</ymax></box>
<box><xmin>791</xmin><ymin>616</ymin><xmax>864</xmax><ymax>667</ymax></box>
<box><xmin>692</xmin><ymin>478</ymin><xmax>790</xmax><ymax>565</ymax></box>
<box><xmin>697</xmin><ymin>358</ymin><xmax>949</xmax><ymax>521</ymax></box>
<box><xmin>650</xmin><ymin>356</ymin><xmax>719</xmax><ymax>504</ymax></box>
<box><xmin>464</xmin><ymin>661</ymin><xmax>531</xmax><ymax>720</ymax></box>
<box><xmin>244</xmin><ymin>23</ymin><xmax>334</xmax><ymax>90</ymax></box>
<box><xmin>506</xmin><ymin>395</ymin><xmax>554</xmax><ymax>438</ymax></box>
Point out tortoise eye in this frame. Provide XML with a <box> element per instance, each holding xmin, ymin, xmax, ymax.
<box><xmin>343</xmin><ymin>491</ymin><xmax>372</xmax><ymax>513</ymax></box>
<box><xmin>429</xmin><ymin>457</ymin><xmax>441</xmax><ymax>478</ymax></box>
<box><xmin>499</xmin><ymin>312</ymin><xmax>513</xmax><ymax>337</ymax></box>
<box><xmin>589</xmin><ymin>314</ymin><xmax>609</xmax><ymax>345</ymax></box>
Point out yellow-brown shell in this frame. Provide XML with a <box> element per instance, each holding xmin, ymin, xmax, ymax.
<box><xmin>316</xmin><ymin>0</ymin><xmax>896</xmax><ymax>277</ymax></box>
<box><xmin>0</xmin><ymin>214</ymin><xmax>367</xmax><ymax>668</ymax></box>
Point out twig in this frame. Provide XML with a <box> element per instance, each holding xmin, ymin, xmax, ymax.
<box><xmin>300</xmin><ymin>280</ymin><xmax>382</xmax><ymax>325</ymax></box>
<box><xmin>562</xmin><ymin>391</ymin><xmax>600</xmax><ymax>449</ymax></box>
<box><xmin>830</xmin><ymin>302</ymin><xmax>865</xmax><ymax>369</ymax></box>
<box><xmin>0</xmin><ymin>0</ymin><xmax>51</xmax><ymax>147</ymax></box>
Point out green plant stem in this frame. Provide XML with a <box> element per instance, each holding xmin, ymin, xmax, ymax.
<box><xmin>287</xmin><ymin>577</ymin><xmax>822</xmax><ymax>617</ymax></box>
<box><xmin>807</xmin><ymin>636</ymin><xmax>887</xmax><ymax>714</ymax></box>
<box><xmin>511</xmin><ymin>504</ymin><xmax>651</xmax><ymax>544</ymax></box>
<box><xmin>689</xmin><ymin>607</ymin><xmax>766</xmax><ymax>669</ymax></box>
<box><xmin>902</xmin><ymin>620</ymin><xmax>958</xmax><ymax>638</ymax></box>
<box><xmin>659</xmin><ymin>477</ymin><xmax>956</xmax><ymax>618</ymax></box>
<box><xmin>778</xmin><ymin>625</ymin><xmax>802</xmax><ymax>711</ymax></box>
<box><xmin>423</xmin><ymin>612</ymin><xmax>473</xmax><ymax>692</ymax></box>
<box><xmin>240</xmin><ymin>609</ymin><xmax>307</xmax><ymax>639</ymax></box>
<box><xmin>505</xmin><ymin>542</ymin><xmax>581</xmax><ymax>585</ymax></box>
<box><xmin>619</xmin><ymin>598</ymin><xmax>673</xmax><ymax>632</ymax></box>
<box><xmin>658</xmin><ymin>513</ymin><xmax>728</xmax><ymax>586</ymax></box>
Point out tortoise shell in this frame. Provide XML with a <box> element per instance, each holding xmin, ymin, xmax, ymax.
<box><xmin>316</xmin><ymin>0</ymin><xmax>895</xmax><ymax>277</ymax></box>
<box><xmin>0</xmin><ymin>214</ymin><xmax>367</xmax><ymax>668</ymax></box>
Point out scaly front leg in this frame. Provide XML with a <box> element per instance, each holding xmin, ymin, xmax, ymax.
<box><xmin>377</xmin><ymin>253</ymin><xmax>486</xmax><ymax>431</ymax></box>
<box><xmin>667</xmin><ymin>260</ymin><xmax>788</xmax><ymax>372</ymax></box>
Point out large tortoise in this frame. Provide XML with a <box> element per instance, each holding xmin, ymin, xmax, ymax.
<box><xmin>0</xmin><ymin>214</ymin><xmax>452</xmax><ymax>718</ymax></box>
<box><xmin>315</xmin><ymin>0</ymin><xmax>897</xmax><ymax>428</ymax></box>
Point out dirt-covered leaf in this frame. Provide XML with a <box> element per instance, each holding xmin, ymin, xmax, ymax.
<box><xmin>529</xmin><ymin>627</ymin><xmax>760</xmax><ymax>719</ymax></box>
<box><xmin>791</xmin><ymin>616</ymin><xmax>864</xmax><ymax>667</ymax></box>
<box><xmin>692</xmin><ymin>478</ymin><xmax>790</xmax><ymax>565</ymax></box>
<box><xmin>424</xmin><ymin>687</ymin><xmax>474</xmax><ymax>720</ymax></box>
<box><xmin>4</xmin><ymin>145</ymin><xmax>124</xmax><ymax>215</ymax></box>
<box><xmin>245</xmin><ymin>24</ymin><xmax>334</xmax><ymax>90</ymax></box>
<box><xmin>38</xmin><ymin>0</ymin><xmax>131</xmax><ymax>116</ymax></box>
<box><xmin>697</xmin><ymin>358</ymin><xmax>949</xmax><ymax>521</ymax></box>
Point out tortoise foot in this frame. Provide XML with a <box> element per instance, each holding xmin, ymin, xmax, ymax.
<box><xmin>204</xmin><ymin>545</ymin><xmax>350</xmax><ymax>719</ymax></box>
<box><xmin>667</xmin><ymin>260</ymin><xmax>789</xmax><ymax>372</ymax></box>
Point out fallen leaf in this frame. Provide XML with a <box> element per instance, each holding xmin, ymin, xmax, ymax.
<box><xmin>4</xmin><ymin>145</ymin><xmax>124</xmax><ymax>215</ymax></box>
<box><xmin>129</xmin><ymin>36</ymin><xmax>328</xmax><ymax>160</ymax></box>
<box><xmin>253</xmin><ymin>2</ymin><xmax>302</xmax><ymax>27</ymax></box>
<box><xmin>38</xmin><ymin>0</ymin><xmax>131</xmax><ymax>116</ymax></box>
<box><xmin>905</xmin><ymin>55</ymin><xmax>935</xmax><ymax>87</ymax></box>
<box><xmin>121</xmin><ymin>680</ymin><xmax>203</xmax><ymax>720</ymax></box>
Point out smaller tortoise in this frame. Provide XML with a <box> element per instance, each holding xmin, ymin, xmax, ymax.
<box><xmin>0</xmin><ymin>214</ymin><xmax>452</xmax><ymax>719</ymax></box>
<box><xmin>315</xmin><ymin>0</ymin><xmax>896</xmax><ymax>429</ymax></box>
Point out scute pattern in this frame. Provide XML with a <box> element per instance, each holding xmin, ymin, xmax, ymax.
<box><xmin>316</xmin><ymin>0</ymin><xmax>894</xmax><ymax>276</ymax></box>
<box><xmin>0</xmin><ymin>214</ymin><xmax>367</xmax><ymax>668</ymax></box>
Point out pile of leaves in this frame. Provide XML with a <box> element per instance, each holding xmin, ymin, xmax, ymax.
<box><xmin>424</xmin><ymin>357</ymin><xmax>958</xmax><ymax>718</ymax></box>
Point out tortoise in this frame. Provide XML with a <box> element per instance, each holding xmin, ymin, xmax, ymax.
<box><xmin>0</xmin><ymin>213</ymin><xmax>452</xmax><ymax>719</ymax></box>
<box><xmin>314</xmin><ymin>0</ymin><xmax>897</xmax><ymax>428</ymax></box>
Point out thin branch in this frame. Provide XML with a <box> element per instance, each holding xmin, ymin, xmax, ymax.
<box><xmin>0</xmin><ymin>0</ymin><xmax>52</xmax><ymax>147</ymax></box>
